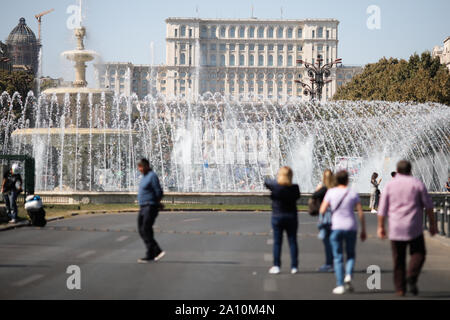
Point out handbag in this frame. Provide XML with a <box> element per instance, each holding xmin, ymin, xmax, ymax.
<box><xmin>318</xmin><ymin>189</ymin><xmax>350</xmax><ymax>231</ymax></box>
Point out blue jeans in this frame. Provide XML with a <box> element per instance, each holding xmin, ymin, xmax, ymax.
<box><xmin>330</xmin><ymin>229</ymin><xmax>357</xmax><ymax>286</ymax></box>
<box><xmin>272</xmin><ymin>216</ymin><xmax>298</xmax><ymax>269</ymax></box>
<box><xmin>322</xmin><ymin>230</ymin><xmax>333</xmax><ymax>266</ymax></box>
<box><xmin>318</xmin><ymin>209</ymin><xmax>333</xmax><ymax>266</ymax></box>
<box><xmin>5</xmin><ymin>192</ymin><xmax>18</xmax><ymax>220</ymax></box>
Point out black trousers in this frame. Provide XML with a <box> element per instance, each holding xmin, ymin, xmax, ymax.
<box><xmin>138</xmin><ymin>205</ymin><xmax>162</xmax><ymax>259</ymax></box>
<box><xmin>391</xmin><ymin>234</ymin><xmax>426</xmax><ymax>293</ymax></box>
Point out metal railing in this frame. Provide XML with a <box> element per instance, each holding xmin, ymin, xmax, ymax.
<box><xmin>424</xmin><ymin>196</ymin><xmax>449</xmax><ymax>238</ymax></box>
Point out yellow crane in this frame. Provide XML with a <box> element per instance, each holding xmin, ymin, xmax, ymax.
<box><xmin>35</xmin><ymin>9</ymin><xmax>55</xmax><ymax>42</ymax></box>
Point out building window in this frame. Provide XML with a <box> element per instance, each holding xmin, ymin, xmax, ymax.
<box><xmin>312</xmin><ymin>30</ymin><xmax>315</xmax><ymax>38</ymax></box>
<box><xmin>268</xmin><ymin>44</ymin><xmax>274</xmax><ymax>51</ymax></box>
<box><xmin>230</xmin><ymin>54</ymin><xmax>235</xmax><ymax>66</ymax></box>
<box><xmin>288</xmin><ymin>55</ymin><xmax>293</xmax><ymax>66</ymax></box>
<box><xmin>239</xmin><ymin>55</ymin><xmax>245</xmax><ymax>66</ymax></box>
<box><xmin>210</xmin><ymin>43</ymin><xmax>217</xmax><ymax>50</ymax></box>
<box><xmin>249</xmin><ymin>26</ymin><xmax>255</xmax><ymax>38</ymax></box>
<box><xmin>278</xmin><ymin>55</ymin><xmax>283</xmax><ymax>66</ymax></box>
<box><xmin>211</xmin><ymin>26</ymin><xmax>217</xmax><ymax>38</ymax></box>
<box><xmin>318</xmin><ymin>27</ymin><xmax>323</xmax><ymax>38</ymax></box>
<box><xmin>268</xmin><ymin>55</ymin><xmax>274</xmax><ymax>66</ymax></box>
<box><xmin>220</xmin><ymin>55</ymin><xmax>226</xmax><ymax>66</ymax></box>
<box><xmin>268</xmin><ymin>27</ymin><xmax>274</xmax><ymax>38</ymax></box>
<box><xmin>278</xmin><ymin>44</ymin><xmax>284</xmax><ymax>51</ymax></box>
<box><xmin>249</xmin><ymin>44</ymin><xmax>255</xmax><ymax>51</ymax></box>
<box><xmin>317</xmin><ymin>45</ymin><xmax>323</xmax><ymax>52</ymax></box>
<box><xmin>229</xmin><ymin>27</ymin><xmax>236</xmax><ymax>38</ymax></box>
<box><xmin>257</xmin><ymin>27</ymin><xmax>264</xmax><ymax>38</ymax></box>
<box><xmin>288</xmin><ymin>44</ymin><xmax>293</xmax><ymax>51</ymax></box>
<box><xmin>229</xmin><ymin>44</ymin><xmax>235</xmax><ymax>51</ymax></box>
<box><xmin>181</xmin><ymin>26</ymin><xmax>186</xmax><ymax>37</ymax></box>
<box><xmin>180</xmin><ymin>53</ymin><xmax>186</xmax><ymax>65</ymax></box>
<box><xmin>258</xmin><ymin>55</ymin><xmax>264</xmax><ymax>66</ymax></box>
<box><xmin>249</xmin><ymin>55</ymin><xmax>254</xmax><ymax>66</ymax></box>
<box><xmin>220</xmin><ymin>43</ymin><xmax>226</xmax><ymax>51</ymax></box>
<box><xmin>326</xmin><ymin>30</ymin><xmax>330</xmax><ymax>39</ymax></box>
<box><xmin>174</xmin><ymin>29</ymin><xmax>178</xmax><ymax>37</ymax></box>
<box><xmin>239</xmin><ymin>44</ymin><xmax>245</xmax><ymax>51</ymax></box>
<box><xmin>211</xmin><ymin>55</ymin><xmax>216</xmax><ymax>66</ymax></box>
<box><xmin>239</xmin><ymin>27</ymin><xmax>245</xmax><ymax>38</ymax></box>
<box><xmin>201</xmin><ymin>26</ymin><xmax>207</xmax><ymax>37</ymax></box>
<box><xmin>297</xmin><ymin>45</ymin><xmax>303</xmax><ymax>51</ymax></box>
<box><xmin>201</xmin><ymin>54</ymin><xmax>207</xmax><ymax>66</ymax></box>
<box><xmin>220</xmin><ymin>27</ymin><xmax>226</xmax><ymax>37</ymax></box>
<box><xmin>258</xmin><ymin>44</ymin><xmax>265</xmax><ymax>51</ymax></box>
<box><xmin>297</xmin><ymin>55</ymin><xmax>302</xmax><ymax>65</ymax></box>
<box><xmin>287</xmin><ymin>28</ymin><xmax>293</xmax><ymax>38</ymax></box>
<box><xmin>277</xmin><ymin>27</ymin><xmax>284</xmax><ymax>38</ymax></box>
<box><xmin>189</xmin><ymin>29</ymin><xmax>192</xmax><ymax>37</ymax></box>
<box><xmin>297</xmin><ymin>28</ymin><xmax>302</xmax><ymax>38</ymax></box>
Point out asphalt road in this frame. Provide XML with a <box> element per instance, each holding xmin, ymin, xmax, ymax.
<box><xmin>0</xmin><ymin>211</ymin><xmax>449</xmax><ymax>300</ymax></box>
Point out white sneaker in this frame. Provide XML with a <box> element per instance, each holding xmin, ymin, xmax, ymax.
<box><xmin>8</xmin><ymin>219</ymin><xmax>16</xmax><ymax>224</ymax></box>
<box><xmin>344</xmin><ymin>275</ymin><xmax>354</xmax><ymax>292</ymax></box>
<box><xmin>268</xmin><ymin>266</ymin><xmax>280</xmax><ymax>274</ymax></box>
<box><xmin>154</xmin><ymin>251</ymin><xmax>166</xmax><ymax>262</ymax></box>
<box><xmin>332</xmin><ymin>285</ymin><xmax>346</xmax><ymax>295</ymax></box>
<box><xmin>371</xmin><ymin>209</ymin><xmax>377</xmax><ymax>214</ymax></box>
<box><xmin>291</xmin><ymin>268</ymin><xmax>298</xmax><ymax>274</ymax></box>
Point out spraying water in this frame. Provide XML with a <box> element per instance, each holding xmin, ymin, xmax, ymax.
<box><xmin>0</xmin><ymin>92</ymin><xmax>448</xmax><ymax>193</ymax></box>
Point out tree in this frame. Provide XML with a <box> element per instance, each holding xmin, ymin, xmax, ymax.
<box><xmin>0</xmin><ymin>70</ymin><xmax>34</xmax><ymax>100</ymax></box>
<box><xmin>333</xmin><ymin>52</ymin><xmax>450</xmax><ymax>105</ymax></box>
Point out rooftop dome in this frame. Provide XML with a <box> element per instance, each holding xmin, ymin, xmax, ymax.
<box><xmin>6</xmin><ymin>18</ymin><xmax>38</xmax><ymax>45</ymax></box>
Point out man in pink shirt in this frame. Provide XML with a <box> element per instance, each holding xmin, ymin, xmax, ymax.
<box><xmin>378</xmin><ymin>160</ymin><xmax>437</xmax><ymax>297</ymax></box>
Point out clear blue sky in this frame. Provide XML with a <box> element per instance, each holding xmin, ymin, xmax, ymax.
<box><xmin>1</xmin><ymin>0</ymin><xmax>449</xmax><ymax>80</ymax></box>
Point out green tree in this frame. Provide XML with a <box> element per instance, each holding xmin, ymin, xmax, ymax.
<box><xmin>0</xmin><ymin>70</ymin><xmax>34</xmax><ymax>100</ymax></box>
<box><xmin>333</xmin><ymin>52</ymin><xmax>450</xmax><ymax>105</ymax></box>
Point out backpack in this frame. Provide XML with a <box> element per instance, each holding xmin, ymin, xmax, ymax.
<box><xmin>308</xmin><ymin>197</ymin><xmax>321</xmax><ymax>216</ymax></box>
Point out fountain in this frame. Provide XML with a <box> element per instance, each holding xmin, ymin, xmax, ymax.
<box><xmin>0</xmin><ymin>25</ymin><xmax>448</xmax><ymax>194</ymax></box>
<box><xmin>8</xmin><ymin>26</ymin><xmax>137</xmax><ymax>192</ymax></box>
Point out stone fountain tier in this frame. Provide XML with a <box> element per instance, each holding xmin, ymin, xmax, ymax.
<box><xmin>11</xmin><ymin>128</ymin><xmax>138</xmax><ymax>140</ymax></box>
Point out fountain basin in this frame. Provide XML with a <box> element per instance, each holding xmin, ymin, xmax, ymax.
<box><xmin>61</xmin><ymin>50</ymin><xmax>97</xmax><ymax>62</ymax></box>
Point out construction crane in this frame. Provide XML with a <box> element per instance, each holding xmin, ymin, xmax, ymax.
<box><xmin>35</xmin><ymin>9</ymin><xmax>55</xmax><ymax>42</ymax></box>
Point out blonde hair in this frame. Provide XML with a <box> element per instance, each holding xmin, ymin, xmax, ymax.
<box><xmin>322</xmin><ymin>169</ymin><xmax>335</xmax><ymax>189</ymax></box>
<box><xmin>277</xmin><ymin>166</ymin><xmax>293</xmax><ymax>186</ymax></box>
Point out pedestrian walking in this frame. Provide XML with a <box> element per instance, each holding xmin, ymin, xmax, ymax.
<box><xmin>136</xmin><ymin>158</ymin><xmax>165</xmax><ymax>263</ymax></box>
<box><xmin>370</xmin><ymin>172</ymin><xmax>382</xmax><ymax>213</ymax></box>
<box><xmin>264</xmin><ymin>166</ymin><xmax>301</xmax><ymax>275</ymax></box>
<box><xmin>311</xmin><ymin>169</ymin><xmax>335</xmax><ymax>272</ymax></box>
<box><xmin>1</xmin><ymin>164</ymin><xmax>22</xmax><ymax>224</ymax></box>
<box><xmin>377</xmin><ymin>160</ymin><xmax>437</xmax><ymax>297</ymax></box>
<box><xmin>319</xmin><ymin>170</ymin><xmax>366</xmax><ymax>294</ymax></box>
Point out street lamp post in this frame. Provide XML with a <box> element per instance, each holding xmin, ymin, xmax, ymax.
<box><xmin>295</xmin><ymin>56</ymin><xmax>342</xmax><ymax>101</ymax></box>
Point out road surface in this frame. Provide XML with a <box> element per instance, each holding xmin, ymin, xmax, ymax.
<box><xmin>0</xmin><ymin>211</ymin><xmax>449</xmax><ymax>299</ymax></box>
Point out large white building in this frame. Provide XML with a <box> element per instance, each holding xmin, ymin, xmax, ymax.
<box><xmin>97</xmin><ymin>17</ymin><xmax>362</xmax><ymax>101</ymax></box>
<box><xmin>432</xmin><ymin>36</ymin><xmax>450</xmax><ymax>71</ymax></box>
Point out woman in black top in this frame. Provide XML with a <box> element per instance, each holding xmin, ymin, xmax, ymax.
<box><xmin>264</xmin><ymin>166</ymin><xmax>300</xmax><ymax>275</ymax></box>
<box><xmin>312</xmin><ymin>169</ymin><xmax>335</xmax><ymax>272</ymax></box>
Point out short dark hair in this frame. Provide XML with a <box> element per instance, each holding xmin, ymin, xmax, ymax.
<box><xmin>138</xmin><ymin>158</ymin><xmax>150</xmax><ymax>168</ymax></box>
<box><xmin>335</xmin><ymin>170</ymin><xmax>349</xmax><ymax>186</ymax></box>
<box><xmin>391</xmin><ymin>171</ymin><xmax>397</xmax><ymax>178</ymax></box>
<box><xmin>397</xmin><ymin>160</ymin><xmax>412</xmax><ymax>175</ymax></box>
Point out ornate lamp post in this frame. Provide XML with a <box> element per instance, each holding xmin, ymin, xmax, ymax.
<box><xmin>295</xmin><ymin>56</ymin><xmax>342</xmax><ymax>101</ymax></box>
